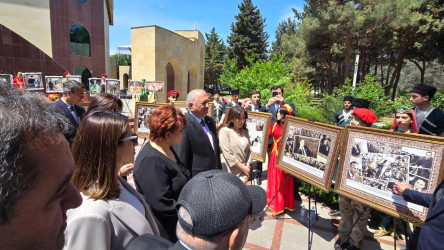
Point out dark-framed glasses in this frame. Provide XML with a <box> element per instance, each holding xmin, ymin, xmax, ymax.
<box><xmin>120</xmin><ymin>134</ymin><xmax>138</xmax><ymax>145</ymax></box>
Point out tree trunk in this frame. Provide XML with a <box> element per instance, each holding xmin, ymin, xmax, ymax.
<box><xmin>389</xmin><ymin>46</ymin><xmax>407</xmax><ymax>98</ymax></box>
<box><xmin>344</xmin><ymin>32</ymin><xmax>352</xmax><ymax>80</ymax></box>
<box><xmin>326</xmin><ymin>43</ymin><xmax>334</xmax><ymax>94</ymax></box>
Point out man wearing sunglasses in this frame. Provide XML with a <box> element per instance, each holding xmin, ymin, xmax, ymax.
<box><xmin>51</xmin><ymin>80</ymin><xmax>86</xmax><ymax>147</ymax></box>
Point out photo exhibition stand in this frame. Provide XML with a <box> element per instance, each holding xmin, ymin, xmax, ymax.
<box><xmin>265</xmin><ymin>173</ymin><xmax>319</xmax><ymax>250</ymax></box>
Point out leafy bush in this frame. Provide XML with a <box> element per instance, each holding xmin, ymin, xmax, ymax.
<box><xmin>298</xmin><ymin>181</ymin><xmax>339</xmax><ymax>209</ymax></box>
<box><xmin>432</xmin><ymin>92</ymin><xmax>444</xmax><ymax>111</ymax></box>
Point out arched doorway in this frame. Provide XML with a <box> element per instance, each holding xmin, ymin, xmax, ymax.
<box><xmin>73</xmin><ymin>66</ymin><xmax>92</xmax><ymax>90</ymax></box>
<box><xmin>123</xmin><ymin>73</ymin><xmax>129</xmax><ymax>90</ymax></box>
<box><xmin>166</xmin><ymin>62</ymin><xmax>174</xmax><ymax>92</ymax></box>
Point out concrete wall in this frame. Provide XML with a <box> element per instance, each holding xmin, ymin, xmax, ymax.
<box><xmin>0</xmin><ymin>0</ymin><xmax>52</xmax><ymax>57</ymax></box>
<box><xmin>131</xmin><ymin>25</ymin><xmax>204</xmax><ymax>102</ymax></box>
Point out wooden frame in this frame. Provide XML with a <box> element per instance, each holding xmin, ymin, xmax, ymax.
<box><xmin>172</xmin><ymin>101</ymin><xmax>214</xmax><ymax>118</ymax></box>
<box><xmin>246</xmin><ymin>111</ymin><xmax>272</xmax><ymax>162</ymax></box>
<box><xmin>0</xmin><ymin>74</ymin><xmax>12</xmax><ymax>85</ymax></box>
<box><xmin>276</xmin><ymin>116</ymin><xmax>344</xmax><ymax>192</ymax></box>
<box><xmin>45</xmin><ymin>76</ymin><xmax>63</xmax><ymax>93</ymax></box>
<box><xmin>105</xmin><ymin>79</ymin><xmax>121</xmax><ymax>98</ymax></box>
<box><xmin>88</xmin><ymin>78</ymin><xmax>103</xmax><ymax>96</ymax></box>
<box><xmin>335</xmin><ymin>126</ymin><xmax>444</xmax><ymax>225</ymax></box>
<box><xmin>134</xmin><ymin>102</ymin><xmax>163</xmax><ymax>138</ymax></box>
<box><xmin>22</xmin><ymin>72</ymin><xmax>43</xmax><ymax>90</ymax></box>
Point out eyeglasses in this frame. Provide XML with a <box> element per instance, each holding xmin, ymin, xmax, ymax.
<box><xmin>120</xmin><ymin>134</ymin><xmax>138</xmax><ymax>145</ymax></box>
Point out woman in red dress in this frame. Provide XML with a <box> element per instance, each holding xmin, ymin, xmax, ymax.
<box><xmin>266</xmin><ymin>104</ymin><xmax>295</xmax><ymax>215</ymax></box>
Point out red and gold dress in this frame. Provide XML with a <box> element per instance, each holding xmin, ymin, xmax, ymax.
<box><xmin>266</xmin><ymin>122</ymin><xmax>295</xmax><ymax>215</ymax></box>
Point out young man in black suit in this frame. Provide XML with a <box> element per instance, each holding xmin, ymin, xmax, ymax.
<box><xmin>51</xmin><ymin>80</ymin><xmax>86</xmax><ymax>147</ymax></box>
<box><xmin>174</xmin><ymin>89</ymin><xmax>222</xmax><ymax>176</ymax></box>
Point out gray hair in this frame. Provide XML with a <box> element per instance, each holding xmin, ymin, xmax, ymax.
<box><xmin>176</xmin><ymin>206</ymin><xmax>220</xmax><ymax>249</ymax></box>
<box><xmin>186</xmin><ymin>89</ymin><xmax>206</xmax><ymax>107</ymax></box>
<box><xmin>62</xmin><ymin>80</ymin><xmax>83</xmax><ymax>96</ymax></box>
<box><xmin>0</xmin><ymin>83</ymin><xmax>70</xmax><ymax>224</ymax></box>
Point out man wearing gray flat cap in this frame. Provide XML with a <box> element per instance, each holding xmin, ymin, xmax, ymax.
<box><xmin>127</xmin><ymin>169</ymin><xmax>267</xmax><ymax>250</ymax></box>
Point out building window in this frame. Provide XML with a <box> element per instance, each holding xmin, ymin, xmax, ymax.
<box><xmin>76</xmin><ymin>0</ymin><xmax>87</xmax><ymax>3</ymax></box>
<box><xmin>70</xmin><ymin>25</ymin><xmax>91</xmax><ymax>57</ymax></box>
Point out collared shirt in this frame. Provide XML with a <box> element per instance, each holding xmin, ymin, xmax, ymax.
<box><xmin>190</xmin><ymin>112</ymin><xmax>214</xmax><ymax>150</ymax></box>
<box><xmin>251</xmin><ymin>105</ymin><xmax>260</xmax><ymax>111</ymax></box>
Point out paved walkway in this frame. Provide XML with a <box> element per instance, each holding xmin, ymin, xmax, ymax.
<box><xmin>130</xmin><ymin>138</ymin><xmax>407</xmax><ymax>250</ymax></box>
<box><xmin>244</xmin><ymin>175</ymin><xmax>407</xmax><ymax>250</ymax></box>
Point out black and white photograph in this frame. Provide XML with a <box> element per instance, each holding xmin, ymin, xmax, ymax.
<box><xmin>89</xmin><ymin>78</ymin><xmax>103</xmax><ymax>96</ymax></box>
<box><xmin>134</xmin><ymin>102</ymin><xmax>162</xmax><ymax>138</ymax></box>
<box><xmin>245</xmin><ymin>111</ymin><xmax>272</xmax><ymax>162</ymax></box>
<box><xmin>105</xmin><ymin>79</ymin><xmax>121</xmax><ymax>97</ymax></box>
<box><xmin>335</xmin><ymin>126</ymin><xmax>444</xmax><ymax>224</ymax></box>
<box><xmin>22</xmin><ymin>72</ymin><xmax>43</xmax><ymax>90</ymax></box>
<box><xmin>0</xmin><ymin>74</ymin><xmax>12</xmax><ymax>85</ymax></box>
<box><xmin>45</xmin><ymin>76</ymin><xmax>63</xmax><ymax>93</ymax></box>
<box><xmin>276</xmin><ymin>116</ymin><xmax>343</xmax><ymax>191</ymax></box>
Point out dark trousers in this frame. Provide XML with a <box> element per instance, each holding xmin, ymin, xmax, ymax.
<box><xmin>252</xmin><ymin>161</ymin><xmax>262</xmax><ymax>179</ymax></box>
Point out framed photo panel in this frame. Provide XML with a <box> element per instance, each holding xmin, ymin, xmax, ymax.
<box><xmin>145</xmin><ymin>81</ymin><xmax>164</xmax><ymax>93</ymax></box>
<box><xmin>128</xmin><ymin>80</ymin><xmax>143</xmax><ymax>95</ymax></box>
<box><xmin>88</xmin><ymin>78</ymin><xmax>103</xmax><ymax>96</ymax></box>
<box><xmin>105</xmin><ymin>79</ymin><xmax>121</xmax><ymax>97</ymax></box>
<box><xmin>173</xmin><ymin>101</ymin><xmax>214</xmax><ymax>118</ymax></box>
<box><xmin>67</xmin><ymin>75</ymin><xmax>81</xmax><ymax>82</ymax></box>
<box><xmin>134</xmin><ymin>102</ymin><xmax>163</xmax><ymax>138</ymax></box>
<box><xmin>45</xmin><ymin>76</ymin><xmax>63</xmax><ymax>93</ymax></box>
<box><xmin>22</xmin><ymin>72</ymin><xmax>43</xmax><ymax>90</ymax></box>
<box><xmin>276</xmin><ymin>116</ymin><xmax>343</xmax><ymax>192</ymax></box>
<box><xmin>246</xmin><ymin>111</ymin><xmax>272</xmax><ymax>162</ymax></box>
<box><xmin>335</xmin><ymin>126</ymin><xmax>444</xmax><ymax>225</ymax></box>
<box><xmin>0</xmin><ymin>74</ymin><xmax>12</xmax><ymax>85</ymax></box>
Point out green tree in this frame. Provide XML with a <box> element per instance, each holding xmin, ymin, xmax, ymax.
<box><xmin>204</xmin><ymin>27</ymin><xmax>226</xmax><ymax>90</ymax></box>
<box><xmin>110</xmin><ymin>54</ymin><xmax>131</xmax><ymax>78</ymax></box>
<box><xmin>227</xmin><ymin>0</ymin><xmax>269</xmax><ymax>70</ymax></box>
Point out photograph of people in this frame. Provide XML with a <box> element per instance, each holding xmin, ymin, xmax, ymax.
<box><xmin>348</xmin><ymin>161</ymin><xmax>363</xmax><ymax>182</ymax></box>
<box><xmin>219</xmin><ymin>106</ymin><xmax>252</xmax><ymax>183</ymax></box>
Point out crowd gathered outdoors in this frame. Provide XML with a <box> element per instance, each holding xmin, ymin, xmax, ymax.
<box><xmin>0</xmin><ymin>77</ymin><xmax>444</xmax><ymax>250</ymax></box>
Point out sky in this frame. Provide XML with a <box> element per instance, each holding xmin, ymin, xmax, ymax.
<box><xmin>109</xmin><ymin>0</ymin><xmax>305</xmax><ymax>54</ymax></box>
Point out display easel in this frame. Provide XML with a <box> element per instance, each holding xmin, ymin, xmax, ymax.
<box><xmin>306</xmin><ymin>183</ymin><xmax>319</xmax><ymax>250</ymax></box>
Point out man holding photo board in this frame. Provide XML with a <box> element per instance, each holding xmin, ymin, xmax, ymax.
<box><xmin>393</xmin><ymin>179</ymin><xmax>444</xmax><ymax>250</ymax></box>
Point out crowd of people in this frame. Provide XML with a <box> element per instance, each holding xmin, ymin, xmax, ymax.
<box><xmin>1</xmin><ymin>79</ymin><xmax>444</xmax><ymax>250</ymax></box>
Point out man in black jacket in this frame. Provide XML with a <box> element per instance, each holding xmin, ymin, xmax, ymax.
<box><xmin>51</xmin><ymin>80</ymin><xmax>85</xmax><ymax>147</ymax></box>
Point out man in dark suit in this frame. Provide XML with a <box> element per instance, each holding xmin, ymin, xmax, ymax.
<box><xmin>51</xmin><ymin>80</ymin><xmax>86</xmax><ymax>147</ymax></box>
<box><xmin>264</xmin><ymin>85</ymin><xmax>295</xmax><ymax>123</ymax></box>
<box><xmin>174</xmin><ymin>89</ymin><xmax>222</xmax><ymax>177</ymax></box>
<box><xmin>295</xmin><ymin>139</ymin><xmax>313</xmax><ymax>158</ymax></box>
<box><xmin>245</xmin><ymin>90</ymin><xmax>267</xmax><ymax>184</ymax></box>
<box><xmin>394</xmin><ymin>180</ymin><xmax>444</xmax><ymax>250</ymax></box>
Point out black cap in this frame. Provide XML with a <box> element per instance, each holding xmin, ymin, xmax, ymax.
<box><xmin>343</xmin><ymin>96</ymin><xmax>353</xmax><ymax>102</ymax></box>
<box><xmin>412</xmin><ymin>84</ymin><xmax>437</xmax><ymax>99</ymax></box>
<box><xmin>213</xmin><ymin>90</ymin><xmax>220</xmax><ymax>95</ymax></box>
<box><xmin>206</xmin><ymin>88</ymin><xmax>214</xmax><ymax>95</ymax></box>
<box><xmin>351</xmin><ymin>98</ymin><xmax>370</xmax><ymax>109</ymax></box>
<box><xmin>231</xmin><ymin>89</ymin><xmax>239</xmax><ymax>95</ymax></box>
<box><xmin>176</xmin><ymin>170</ymin><xmax>266</xmax><ymax>237</ymax></box>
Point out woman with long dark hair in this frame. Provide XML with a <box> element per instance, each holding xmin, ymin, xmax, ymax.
<box><xmin>219</xmin><ymin>105</ymin><xmax>252</xmax><ymax>183</ymax></box>
<box><xmin>266</xmin><ymin>104</ymin><xmax>295</xmax><ymax>216</ymax></box>
<box><xmin>65</xmin><ymin>111</ymin><xmax>159</xmax><ymax>249</ymax></box>
<box><xmin>133</xmin><ymin>105</ymin><xmax>189</xmax><ymax>242</ymax></box>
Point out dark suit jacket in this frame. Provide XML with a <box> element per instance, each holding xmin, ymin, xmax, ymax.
<box><xmin>403</xmin><ymin>179</ymin><xmax>444</xmax><ymax>250</ymax></box>
<box><xmin>295</xmin><ymin>146</ymin><xmax>313</xmax><ymax>158</ymax></box>
<box><xmin>173</xmin><ymin>112</ymin><xmax>221</xmax><ymax>177</ymax></box>
<box><xmin>51</xmin><ymin>99</ymin><xmax>85</xmax><ymax>146</ymax></box>
<box><xmin>127</xmin><ymin>234</ymin><xmax>189</xmax><ymax>250</ymax></box>
<box><xmin>245</xmin><ymin>104</ymin><xmax>267</xmax><ymax>112</ymax></box>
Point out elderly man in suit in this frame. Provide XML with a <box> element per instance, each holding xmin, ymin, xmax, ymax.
<box><xmin>51</xmin><ymin>80</ymin><xmax>86</xmax><ymax>147</ymax></box>
<box><xmin>0</xmin><ymin>83</ymin><xmax>82</xmax><ymax>250</ymax></box>
<box><xmin>174</xmin><ymin>89</ymin><xmax>222</xmax><ymax>176</ymax></box>
<box><xmin>394</xmin><ymin>179</ymin><xmax>444</xmax><ymax>250</ymax></box>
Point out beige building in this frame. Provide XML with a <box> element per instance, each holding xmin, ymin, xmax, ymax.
<box><xmin>131</xmin><ymin>25</ymin><xmax>205</xmax><ymax>102</ymax></box>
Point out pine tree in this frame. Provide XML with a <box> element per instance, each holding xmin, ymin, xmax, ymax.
<box><xmin>227</xmin><ymin>0</ymin><xmax>269</xmax><ymax>70</ymax></box>
<box><xmin>204</xmin><ymin>27</ymin><xmax>226</xmax><ymax>90</ymax></box>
